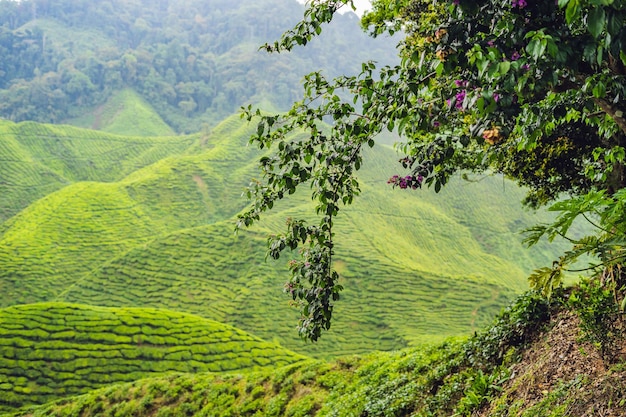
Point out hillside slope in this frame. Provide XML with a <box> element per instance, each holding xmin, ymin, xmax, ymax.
<box><xmin>0</xmin><ymin>116</ymin><xmax>573</xmax><ymax>357</ymax></box>
<box><xmin>12</xmin><ymin>293</ymin><xmax>624</xmax><ymax>417</ymax></box>
<box><xmin>0</xmin><ymin>303</ymin><xmax>305</xmax><ymax>413</ymax></box>
<box><xmin>0</xmin><ymin>119</ymin><xmax>196</xmax><ymax>223</ymax></box>
<box><xmin>56</xmin><ymin>220</ymin><xmax>513</xmax><ymax>358</ymax></box>
<box><xmin>67</xmin><ymin>89</ymin><xmax>176</xmax><ymax>136</ymax></box>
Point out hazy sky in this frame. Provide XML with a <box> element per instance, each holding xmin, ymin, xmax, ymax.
<box><xmin>349</xmin><ymin>0</ymin><xmax>372</xmax><ymax>14</ymax></box>
<box><xmin>296</xmin><ymin>0</ymin><xmax>372</xmax><ymax>16</ymax></box>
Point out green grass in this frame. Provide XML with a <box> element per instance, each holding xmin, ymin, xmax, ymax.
<box><xmin>0</xmin><ymin>115</ymin><xmax>577</xmax><ymax>358</ymax></box>
<box><xmin>0</xmin><ymin>302</ymin><xmax>306</xmax><ymax>413</ymax></box>
<box><xmin>66</xmin><ymin>89</ymin><xmax>176</xmax><ymax>137</ymax></box>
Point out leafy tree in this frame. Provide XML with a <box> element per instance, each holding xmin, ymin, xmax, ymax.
<box><xmin>239</xmin><ymin>0</ymin><xmax>626</xmax><ymax>340</ymax></box>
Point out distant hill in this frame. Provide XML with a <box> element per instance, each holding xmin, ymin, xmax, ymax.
<box><xmin>67</xmin><ymin>89</ymin><xmax>176</xmax><ymax>136</ymax></box>
<box><xmin>0</xmin><ymin>0</ymin><xmax>399</xmax><ymax>132</ymax></box>
<box><xmin>0</xmin><ymin>116</ymin><xmax>573</xmax><ymax>358</ymax></box>
<box><xmin>0</xmin><ymin>302</ymin><xmax>306</xmax><ymax>413</ymax></box>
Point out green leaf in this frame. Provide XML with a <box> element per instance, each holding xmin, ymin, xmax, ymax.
<box><xmin>565</xmin><ymin>0</ymin><xmax>580</xmax><ymax>24</ymax></box>
<box><xmin>587</xmin><ymin>7</ymin><xmax>605</xmax><ymax>38</ymax></box>
<box><xmin>499</xmin><ymin>61</ymin><xmax>511</xmax><ymax>75</ymax></box>
<box><xmin>526</xmin><ymin>39</ymin><xmax>546</xmax><ymax>60</ymax></box>
<box><xmin>592</xmin><ymin>81</ymin><xmax>606</xmax><ymax>98</ymax></box>
<box><xmin>476</xmin><ymin>59</ymin><xmax>489</xmax><ymax>76</ymax></box>
<box><xmin>607</xmin><ymin>10</ymin><xmax>622</xmax><ymax>36</ymax></box>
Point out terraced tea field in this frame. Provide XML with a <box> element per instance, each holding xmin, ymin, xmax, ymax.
<box><xmin>55</xmin><ymin>219</ymin><xmax>514</xmax><ymax>357</ymax></box>
<box><xmin>67</xmin><ymin>89</ymin><xmax>176</xmax><ymax>137</ymax></box>
<box><xmin>0</xmin><ymin>119</ymin><xmax>196</xmax><ymax>223</ymax></box>
<box><xmin>0</xmin><ymin>303</ymin><xmax>305</xmax><ymax>412</ymax></box>
<box><xmin>0</xmin><ymin>114</ymin><xmax>573</xmax><ymax>359</ymax></box>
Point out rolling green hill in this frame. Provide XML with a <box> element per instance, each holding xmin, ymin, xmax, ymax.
<box><xmin>55</xmin><ymin>220</ymin><xmax>513</xmax><ymax>358</ymax></box>
<box><xmin>0</xmin><ymin>302</ymin><xmax>305</xmax><ymax>413</ymax></box>
<box><xmin>0</xmin><ymin>119</ymin><xmax>197</xmax><ymax>223</ymax></box>
<box><xmin>0</xmin><ymin>115</ymin><xmax>574</xmax><ymax>358</ymax></box>
<box><xmin>12</xmin><ymin>293</ymin><xmax>623</xmax><ymax>417</ymax></box>
<box><xmin>66</xmin><ymin>89</ymin><xmax>176</xmax><ymax>137</ymax></box>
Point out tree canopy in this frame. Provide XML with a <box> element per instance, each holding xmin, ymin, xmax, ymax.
<box><xmin>0</xmin><ymin>0</ymin><xmax>396</xmax><ymax>132</ymax></box>
<box><xmin>239</xmin><ymin>0</ymin><xmax>626</xmax><ymax>341</ymax></box>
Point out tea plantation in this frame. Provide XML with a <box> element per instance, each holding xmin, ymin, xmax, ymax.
<box><xmin>0</xmin><ymin>119</ymin><xmax>196</xmax><ymax>223</ymax></box>
<box><xmin>0</xmin><ymin>303</ymin><xmax>306</xmax><ymax>412</ymax></box>
<box><xmin>0</xmin><ymin>112</ymin><xmax>576</xmax><ymax>358</ymax></box>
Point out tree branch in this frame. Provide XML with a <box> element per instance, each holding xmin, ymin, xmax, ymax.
<box><xmin>594</xmin><ymin>97</ymin><xmax>626</xmax><ymax>136</ymax></box>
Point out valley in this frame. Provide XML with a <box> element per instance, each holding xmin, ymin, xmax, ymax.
<box><xmin>0</xmin><ymin>0</ymin><xmax>618</xmax><ymax>415</ymax></box>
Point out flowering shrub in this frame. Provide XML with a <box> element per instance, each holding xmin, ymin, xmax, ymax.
<box><xmin>240</xmin><ymin>0</ymin><xmax>626</xmax><ymax>340</ymax></box>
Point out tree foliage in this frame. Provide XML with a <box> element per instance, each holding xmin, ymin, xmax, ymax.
<box><xmin>0</xmin><ymin>0</ymin><xmax>396</xmax><ymax>132</ymax></box>
<box><xmin>239</xmin><ymin>0</ymin><xmax>626</xmax><ymax>340</ymax></box>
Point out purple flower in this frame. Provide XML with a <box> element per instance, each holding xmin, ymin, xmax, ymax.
<box><xmin>521</xmin><ymin>63</ymin><xmax>530</xmax><ymax>71</ymax></box>
<box><xmin>493</xmin><ymin>92</ymin><xmax>500</xmax><ymax>102</ymax></box>
<box><xmin>433</xmin><ymin>121</ymin><xmax>440</xmax><ymax>128</ymax></box>
<box><xmin>453</xmin><ymin>0</ymin><xmax>459</xmax><ymax>4</ymax></box>
<box><xmin>511</xmin><ymin>51</ymin><xmax>521</xmax><ymax>61</ymax></box>
<box><xmin>454</xmin><ymin>79</ymin><xmax>468</xmax><ymax>87</ymax></box>
<box><xmin>511</xmin><ymin>0</ymin><xmax>527</xmax><ymax>8</ymax></box>
<box><xmin>455</xmin><ymin>90</ymin><xmax>466</xmax><ymax>109</ymax></box>
<box><xmin>487</xmin><ymin>40</ymin><xmax>495</xmax><ymax>47</ymax></box>
<box><xmin>388</xmin><ymin>174</ymin><xmax>423</xmax><ymax>190</ymax></box>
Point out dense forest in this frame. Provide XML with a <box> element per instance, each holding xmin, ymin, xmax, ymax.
<box><xmin>0</xmin><ymin>0</ymin><xmax>397</xmax><ymax>132</ymax></box>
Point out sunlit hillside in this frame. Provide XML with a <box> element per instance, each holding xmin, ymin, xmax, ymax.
<box><xmin>0</xmin><ymin>115</ymin><xmax>572</xmax><ymax>359</ymax></box>
<box><xmin>0</xmin><ymin>303</ymin><xmax>305</xmax><ymax>412</ymax></box>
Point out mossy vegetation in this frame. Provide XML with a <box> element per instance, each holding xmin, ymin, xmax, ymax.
<box><xmin>0</xmin><ymin>302</ymin><xmax>306</xmax><ymax>413</ymax></box>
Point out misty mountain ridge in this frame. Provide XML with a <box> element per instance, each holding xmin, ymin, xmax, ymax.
<box><xmin>0</xmin><ymin>0</ymin><xmax>398</xmax><ymax>132</ymax></box>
